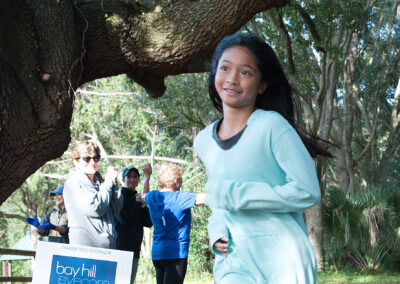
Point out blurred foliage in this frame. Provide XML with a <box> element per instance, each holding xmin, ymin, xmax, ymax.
<box><xmin>247</xmin><ymin>0</ymin><xmax>400</xmax><ymax>193</ymax></box>
<box><xmin>323</xmin><ymin>187</ymin><xmax>400</xmax><ymax>271</ymax></box>
<box><xmin>73</xmin><ymin>73</ymin><xmax>217</xmax><ymax>278</ymax></box>
<box><xmin>72</xmin><ymin>73</ymin><xmax>218</xmax><ymax>165</ymax></box>
<box><xmin>0</xmin><ymin>72</ymin><xmax>217</xmax><ymax>279</ymax></box>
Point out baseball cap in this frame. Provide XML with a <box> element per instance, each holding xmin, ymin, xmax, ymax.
<box><xmin>50</xmin><ymin>185</ymin><xmax>64</xmax><ymax>196</ymax></box>
<box><xmin>122</xmin><ymin>166</ymin><xmax>139</xmax><ymax>181</ymax></box>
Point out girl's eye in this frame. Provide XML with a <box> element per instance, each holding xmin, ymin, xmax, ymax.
<box><xmin>242</xmin><ymin>70</ymin><xmax>250</xmax><ymax>75</ymax></box>
<box><xmin>220</xmin><ymin>66</ymin><xmax>228</xmax><ymax>71</ymax></box>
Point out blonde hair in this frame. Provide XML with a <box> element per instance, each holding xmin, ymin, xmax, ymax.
<box><xmin>71</xmin><ymin>141</ymin><xmax>101</xmax><ymax>160</ymax></box>
<box><xmin>157</xmin><ymin>163</ymin><xmax>183</xmax><ymax>189</ymax></box>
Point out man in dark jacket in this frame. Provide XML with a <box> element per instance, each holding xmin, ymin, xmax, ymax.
<box><xmin>115</xmin><ymin>164</ymin><xmax>152</xmax><ymax>283</ymax></box>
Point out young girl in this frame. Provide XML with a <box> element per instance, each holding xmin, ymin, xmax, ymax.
<box><xmin>194</xmin><ymin>34</ymin><xmax>330</xmax><ymax>283</ymax></box>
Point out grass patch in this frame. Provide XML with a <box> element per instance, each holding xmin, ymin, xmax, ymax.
<box><xmin>136</xmin><ymin>265</ymin><xmax>400</xmax><ymax>283</ymax></box>
<box><xmin>317</xmin><ymin>268</ymin><xmax>400</xmax><ymax>283</ymax></box>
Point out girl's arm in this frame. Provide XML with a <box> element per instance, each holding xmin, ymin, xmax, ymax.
<box><xmin>208</xmin><ymin>208</ymin><xmax>230</xmax><ymax>255</ymax></box>
<box><xmin>206</xmin><ymin>130</ymin><xmax>320</xmax><ymax>212</ymax></box>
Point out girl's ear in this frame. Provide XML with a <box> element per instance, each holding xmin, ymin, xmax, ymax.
<box><xmin>258</xmin><ymin>82</ymin><xmax>267</xmax><ymax>95</ymax></box>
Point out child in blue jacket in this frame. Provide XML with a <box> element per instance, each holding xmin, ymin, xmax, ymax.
<box><xmin>194</xmin><ymin>33</ymin><xmax>331</xmax><ymax>283</ymax></box>
<box><xmin>144</xmin><ymin>163</ymin><xmax>206</xmax><ymax>284</ymax></box>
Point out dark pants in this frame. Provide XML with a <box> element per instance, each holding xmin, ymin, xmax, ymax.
<box><xmin>152</xmin><ymin>258</ymin><xmax>188</xmax><ymax>284</ymax></box>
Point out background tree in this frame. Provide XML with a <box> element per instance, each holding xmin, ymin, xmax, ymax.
<box><xmin>243</xmin><ymin>0</ymin><xmax>400</xmax><ymax>270</ymax></box>
<box><xmin>0</xmin><ymin>73</ymin><xmax>216</xmax><ymax>279</ymax></box>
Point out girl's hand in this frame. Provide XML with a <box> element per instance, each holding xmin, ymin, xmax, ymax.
<box><xmin>213</xmin><ymin>236</ymin><xmax>229</xmax><ymax>256</ymax></box>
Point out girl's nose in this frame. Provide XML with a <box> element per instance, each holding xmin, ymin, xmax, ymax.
<box><xmin>226</xmin><ymin>71</ymin><xmax>239</xmax><ymax>85</ymax></box>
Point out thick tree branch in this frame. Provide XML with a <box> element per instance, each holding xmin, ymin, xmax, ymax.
<box><xmin>79</xmin><ymin>0</ymin><xmax>289</xmax><ymax>97</ymax></box>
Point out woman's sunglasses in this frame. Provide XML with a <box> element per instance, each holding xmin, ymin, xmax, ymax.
<box><xmin>81</xmin><ymin>155</ymin><xmax>101</xmax><ymax>163</ymax></box>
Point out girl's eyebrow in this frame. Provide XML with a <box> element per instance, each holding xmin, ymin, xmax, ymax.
<box><xmin>220</xmin><ymin>59</ymin><xmax>257</xmax><ymax>71</ymax></box>
<box><xmin>241</xmin><ymin>64</ymin><xmax>257</xmax><ymax>71</ymax></box>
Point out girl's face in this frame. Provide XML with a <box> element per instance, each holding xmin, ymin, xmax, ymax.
<box><xmin>215</xmin><ymin>46</ymin><xmax>266</xmax><ymax>111</ymax></box>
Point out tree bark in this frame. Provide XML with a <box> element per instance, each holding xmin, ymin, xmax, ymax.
<box><xmin>305</xmin><ymin>203</ymin><xmax>324</xmax><ymax>270</ymax></box>
<box><xmin>0</xmin><ymin>0</ymin><xmax>288</xmax><ymax>205</ymax></box>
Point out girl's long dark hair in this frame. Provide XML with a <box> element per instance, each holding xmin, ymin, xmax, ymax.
<box><xmin>209</xmin><ymin>33</ymin><xmax>331</xmax><ymax>158</ymax></box>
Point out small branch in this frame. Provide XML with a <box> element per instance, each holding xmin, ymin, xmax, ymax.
<box><xmin>249</xmin><ymin>18</ymin><xmax>263</xmax><ymax>38</ymax></box>
<box><xmin>325</xmin><ymin>177</ymin><xmax>339</xmax><ymax>188</ymax></box>
<box><xmin>45</xmin><ymin>159</ymin><xmax>70</xmax><ymax>165</ymax></box>
<box><xmin>0</xmin><ymin>211</ymin><xmax>26</xmax><ymax>222</ymax></box>
<box><xmin>291</xmin><ymin>2</ymin><xmax>325</xmax><ymax>52</ymax></box>
<box><xmin>43</xmin><ymin>173</ymin><xmax>67</xmax><ymax>180</ymax></box>
<box><xmin>316</xmin><ymin>53</ymin><xmax>329</xmax><ymax>103</ymax></box>
<box><xmin>61</xmin><ymin>151</ymin><xmax>190</xmax><ymax>164</ymax></box>
<box><xmin>183</xmin><ymin>170</ymin><xmax>204</xmax><ymax>187</ymax></box>
<box><xmin>77</xmin><ymin>89</ymin><xmax>141</xmax><ymax>96</ymax></box>
<box><xmin>105</xmin><ymin>155</ymin><xmax>190</xmax><ymax>165</ymax></box>
<box><xmin>268</xmin><ymin>9</ymin><xmax>296</xmax><ymax>75</ymax></box>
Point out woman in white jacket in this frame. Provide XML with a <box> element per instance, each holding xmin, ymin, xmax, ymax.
<box><xmin>63</xmin><ymin>141</ymin><xmax>123</xmax><ymax>248</ymax></box>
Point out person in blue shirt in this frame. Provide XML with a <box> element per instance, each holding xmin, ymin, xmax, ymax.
<box><xmin>194</xmin><ymin>34</ymin><xmax>331</xmax><ymax>284</ymax></box>
<box><xmin>144</xmin><ymin>163</ymin><xmax>206</xmax><ymax>284</ymax></box>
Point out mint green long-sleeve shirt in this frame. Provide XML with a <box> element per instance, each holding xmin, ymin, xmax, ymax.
<box><xmin>194</xmin><ymin>109</ymin><xmax>320</xmax><ymax>284</ymax></box>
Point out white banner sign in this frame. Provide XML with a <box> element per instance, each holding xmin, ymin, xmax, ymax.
<box><xmin>32</xmin><ymin>241</ymin><xmax>133</xmax><ymax>284</ymax></box>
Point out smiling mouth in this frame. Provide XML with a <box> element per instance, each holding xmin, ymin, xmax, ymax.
<box><xmin>223</xmin><ymin>88</ymin><xmax>241</xmax><ymax>95</ymax></box>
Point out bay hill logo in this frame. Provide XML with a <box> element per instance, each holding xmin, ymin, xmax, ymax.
<box><xmin>49</xmin><ymin>255</ymin><xmax>117</xmax><ymax>284</ymax></box>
